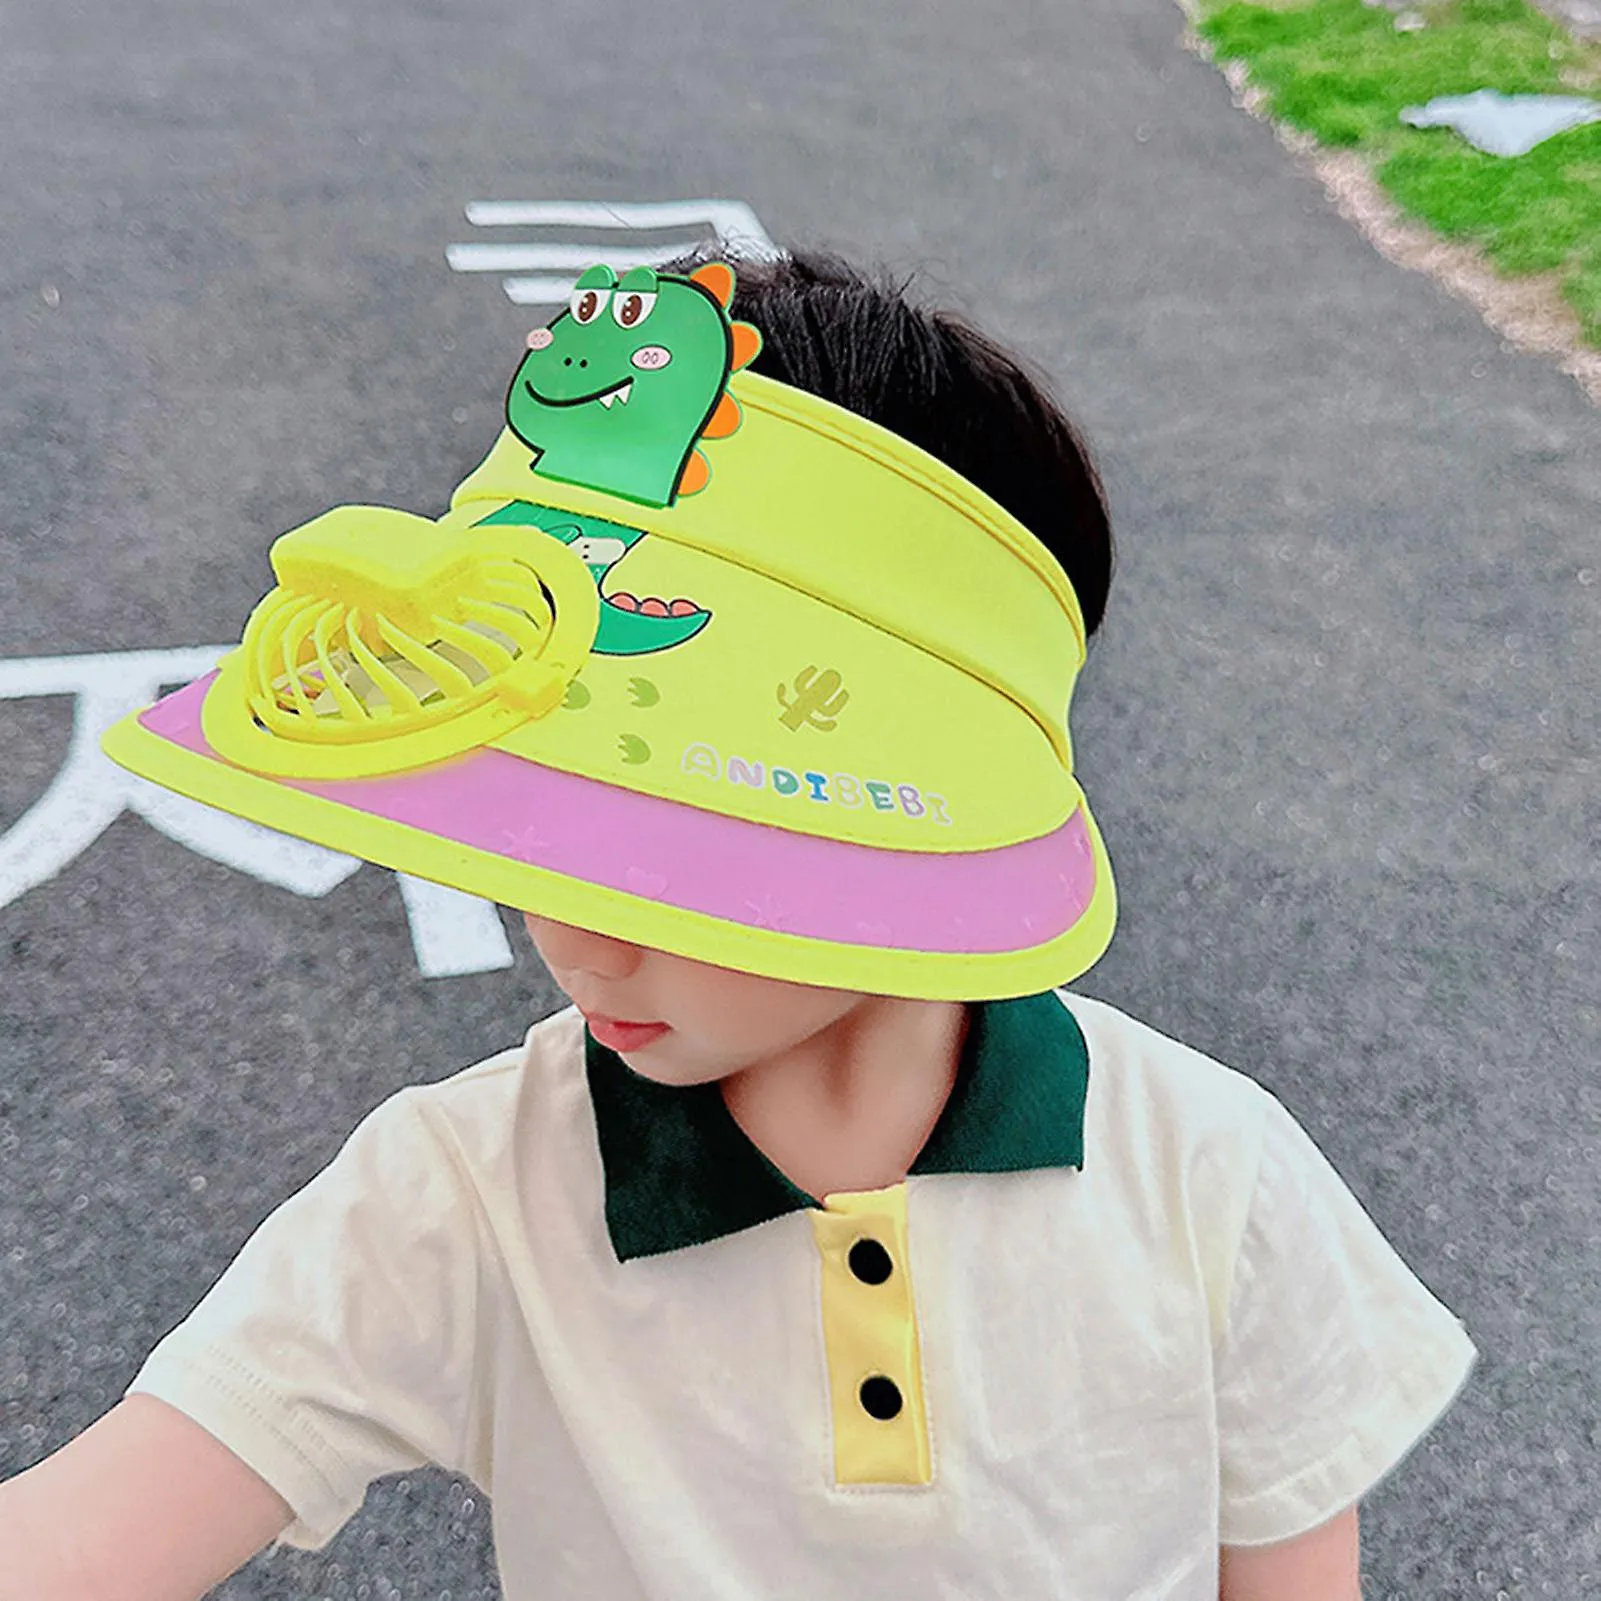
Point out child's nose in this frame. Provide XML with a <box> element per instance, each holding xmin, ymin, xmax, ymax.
<box><xmin>525</xmin><ymin>914</ymin><xmax>643</xmax><ymax>980</ymax></box>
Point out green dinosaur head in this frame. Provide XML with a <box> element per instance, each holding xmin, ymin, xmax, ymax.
<box><xmin>506</xmin><ymin>264</ymin><xmax>748</xmax><ymax>509</ymax></box>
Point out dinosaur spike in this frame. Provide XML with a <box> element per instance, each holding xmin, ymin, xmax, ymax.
<box><xmin>700</xmin><ymin>391</ymin><xmax>742</xmax><ymax>440</ymax></box>
<box><xmin>675</xmin><ymin>448</ymin><xmax>711</xmax><ymax>498</ymax></box>
<box><xmin>730</xmin><ymin>321</ymin><xmax>762</xmax><ymax>372</ymax></box>
<box><xmin>690</xmin><ymin>263</ymin><xmax>736</xmax><ymax>308</ymax></box>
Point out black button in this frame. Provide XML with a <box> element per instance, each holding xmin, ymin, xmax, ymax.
<box><xmin>848</xmin><ymin>1238</ymin><xmax>893</xmax><ymax>1285</ymax></box>
<box><xmin>859</xmin><ymin>1376</ymin><xmax>903</xmax><ymax>1420</ymax></box>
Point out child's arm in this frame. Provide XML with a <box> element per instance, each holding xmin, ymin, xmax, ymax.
<box><xmin>0</xmin><ymin>1394</ymin><xmax>293</xmax><ymax>1601</ymax></box>
<box><xmin>1219</xmin><ymin>1503</ymin><xmax>1362</xmax><ymax>1600</ymax></box>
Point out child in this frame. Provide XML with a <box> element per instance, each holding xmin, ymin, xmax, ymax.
<box><xmin>0</xmin><ymin>251</ymin><xmax>1475</xmax><ymax>1600</ymax></box>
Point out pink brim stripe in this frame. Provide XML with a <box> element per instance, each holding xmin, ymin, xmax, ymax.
<box><xmin>142</xmin><ymin>677</ymin><xmax>1097</xmax><ymax>954</ymax></box>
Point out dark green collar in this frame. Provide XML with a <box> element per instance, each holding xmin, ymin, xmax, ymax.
<box><xmin>586</xmin><ymin>992</ymin><xmax>1089</xmax><ymax>1262</ymax></box>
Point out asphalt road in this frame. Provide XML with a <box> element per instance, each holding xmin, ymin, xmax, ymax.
<box><xmin>3</xmin><ymin>1</ymin><xmax>1598</xmax><ymax>1596</ymax></box>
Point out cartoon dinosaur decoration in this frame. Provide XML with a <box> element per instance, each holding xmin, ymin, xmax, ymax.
<box><xmin>505</xmin><ymin>261</ymin><xmax>762</xmax><ymax>509</ymax></box>
<box><xmin>473</xmin><ymin>499</ymin><xmax>713</xmax><ymax>657</ymax></box>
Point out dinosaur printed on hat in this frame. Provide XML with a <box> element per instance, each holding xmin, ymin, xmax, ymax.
<box><xmin>493</xmin><ymin>261</ymin><xmax>763</xmax><ymax>657</ymax></box>
<box><xmin>473</xmin><ymin>499</ymin><xmax>712</xmax><ymax>657</ymax></box>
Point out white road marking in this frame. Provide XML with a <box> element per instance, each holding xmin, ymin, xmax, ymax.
<box><xmin>461</xmin><ymin>197</ymin><xmax>778</xmax><ymax>243</ymax></box>
<box><xmin>398</xmin><ymin>873</ymin><xmax>514</xmax><ymax>978</ymax></box>
<box><xmin>447</xmin><ymin>197</ymin><xmax>780</xmax><ymax>305</ymax></box>
<box><xmin>446</xmin><ymin>241</ymin><xmax>694</xmax><ymax>274</ymax></box>
<box><xmin>504</xmin><ymin>275</ymin><xmax>595</xmax><ymax>306</ymax></box>
<box><xmin>0</xmin><ymin>649</ymin><xmax>514</xmax><ymax>978</ymax></box>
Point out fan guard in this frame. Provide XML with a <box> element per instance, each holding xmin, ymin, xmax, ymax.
<box><xmin>201</xmin><ymin>506</ymin><xmax>599</xmax><ymax>779</ymax></box>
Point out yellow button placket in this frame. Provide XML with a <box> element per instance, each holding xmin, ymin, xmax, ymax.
<box><xmin>808</xmin><ymin>1183</ymin><xmax>933</xmax><ymax>1487</ymax></box>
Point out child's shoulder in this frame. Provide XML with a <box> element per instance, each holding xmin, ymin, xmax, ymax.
<box><xmin>1059</xmin><ymin>989</ymin><xmax>1274</xmax><ymax>1096</ymax></box>
<box><xmin>411</xmin><ymin>1002</ymin><xmax>585</xmax><ymax>1098</ymax></box>
<box><xmin>361</xmin><ymin>1004</ymin><xmax>587</xmax><ymax>1171</ymax></box>
<box><xmin>1055</xmin><ymin>989</ymin><xmax>1281</xmax><ymax>1166</ymax></box>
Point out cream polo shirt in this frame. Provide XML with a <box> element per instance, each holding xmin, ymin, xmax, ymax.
<box><xmin>125</xmin><ymin>992</ymin><xmax>1477</xmax><ymax>1599</ymax></box>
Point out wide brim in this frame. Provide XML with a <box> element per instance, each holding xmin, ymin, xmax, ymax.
<box><xmin>104</xmin><ymin>675</ymin><xmax>1117</xmax><ymax>1000</ymax></box>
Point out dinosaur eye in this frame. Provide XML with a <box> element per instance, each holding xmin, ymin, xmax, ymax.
<box><xmin>570</xmin><ymin>285</ymin><xmax>611</xmax><ymax>325</ymax></box>
<box><xmin>611</xmin><ymin>290</ymin><xmax>657</xmax><ymax>329</ymax></box>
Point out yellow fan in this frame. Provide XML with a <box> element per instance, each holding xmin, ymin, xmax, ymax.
<box><xmin>201</xmin><ymin>505</ymin><xmax>599</xmax><ymax>779</ymax></box>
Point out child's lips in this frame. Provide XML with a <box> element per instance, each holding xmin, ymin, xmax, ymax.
<box><xmin>583</xmin><ymin>1013</ymin><xmax>670</xmax><ymax>1051</ymax></box>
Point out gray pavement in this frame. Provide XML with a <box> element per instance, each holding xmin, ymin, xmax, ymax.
<box><xmin>2</xmin><ymin>0</ymin><xmax>1598</xmax><ymax>1596</ymax></box>
<box><xmin>1532</xmin><ymin>0</ymin><xmax>1601</xmax><ymax>40</ymax></box>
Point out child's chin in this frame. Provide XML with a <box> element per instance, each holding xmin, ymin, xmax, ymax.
<box><xmin>613</xmin><ymin>1039</ymin><xmax>709</xmax><ymax>1080</ymax></box>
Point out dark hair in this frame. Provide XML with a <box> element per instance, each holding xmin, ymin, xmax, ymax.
<box><xmin>668</xmin><ymin>248</ymin><xmax>1114</xmax><ymax>636</ymax></box>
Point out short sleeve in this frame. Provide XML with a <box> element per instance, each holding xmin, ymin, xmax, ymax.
<box><xmin>1214</xmin><ymin>1090</ymin><xmax>1478</xmax><ymax>1547</ymax></box>
<box><xmin>124</xmin><ymin>1090</ymin><xmax>489</xmax><ymax>1551</ymax></box>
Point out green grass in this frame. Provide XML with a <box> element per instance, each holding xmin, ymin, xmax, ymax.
<box><xmin>1196</xmin><ymin>0</ymin><xmax>1601</xmax><ymax>345</ymax></box>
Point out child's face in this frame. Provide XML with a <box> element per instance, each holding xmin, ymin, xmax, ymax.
<box><xmin>523</xmin><ymin>913</ymin><xmax>870</xmax><ymax>1086</ymax></box>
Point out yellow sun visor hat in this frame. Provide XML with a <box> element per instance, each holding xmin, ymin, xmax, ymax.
<box><xmin>102</xmin><ymin>261</ymin><xmax>1116</xmax><ymax>999</ymax></box>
